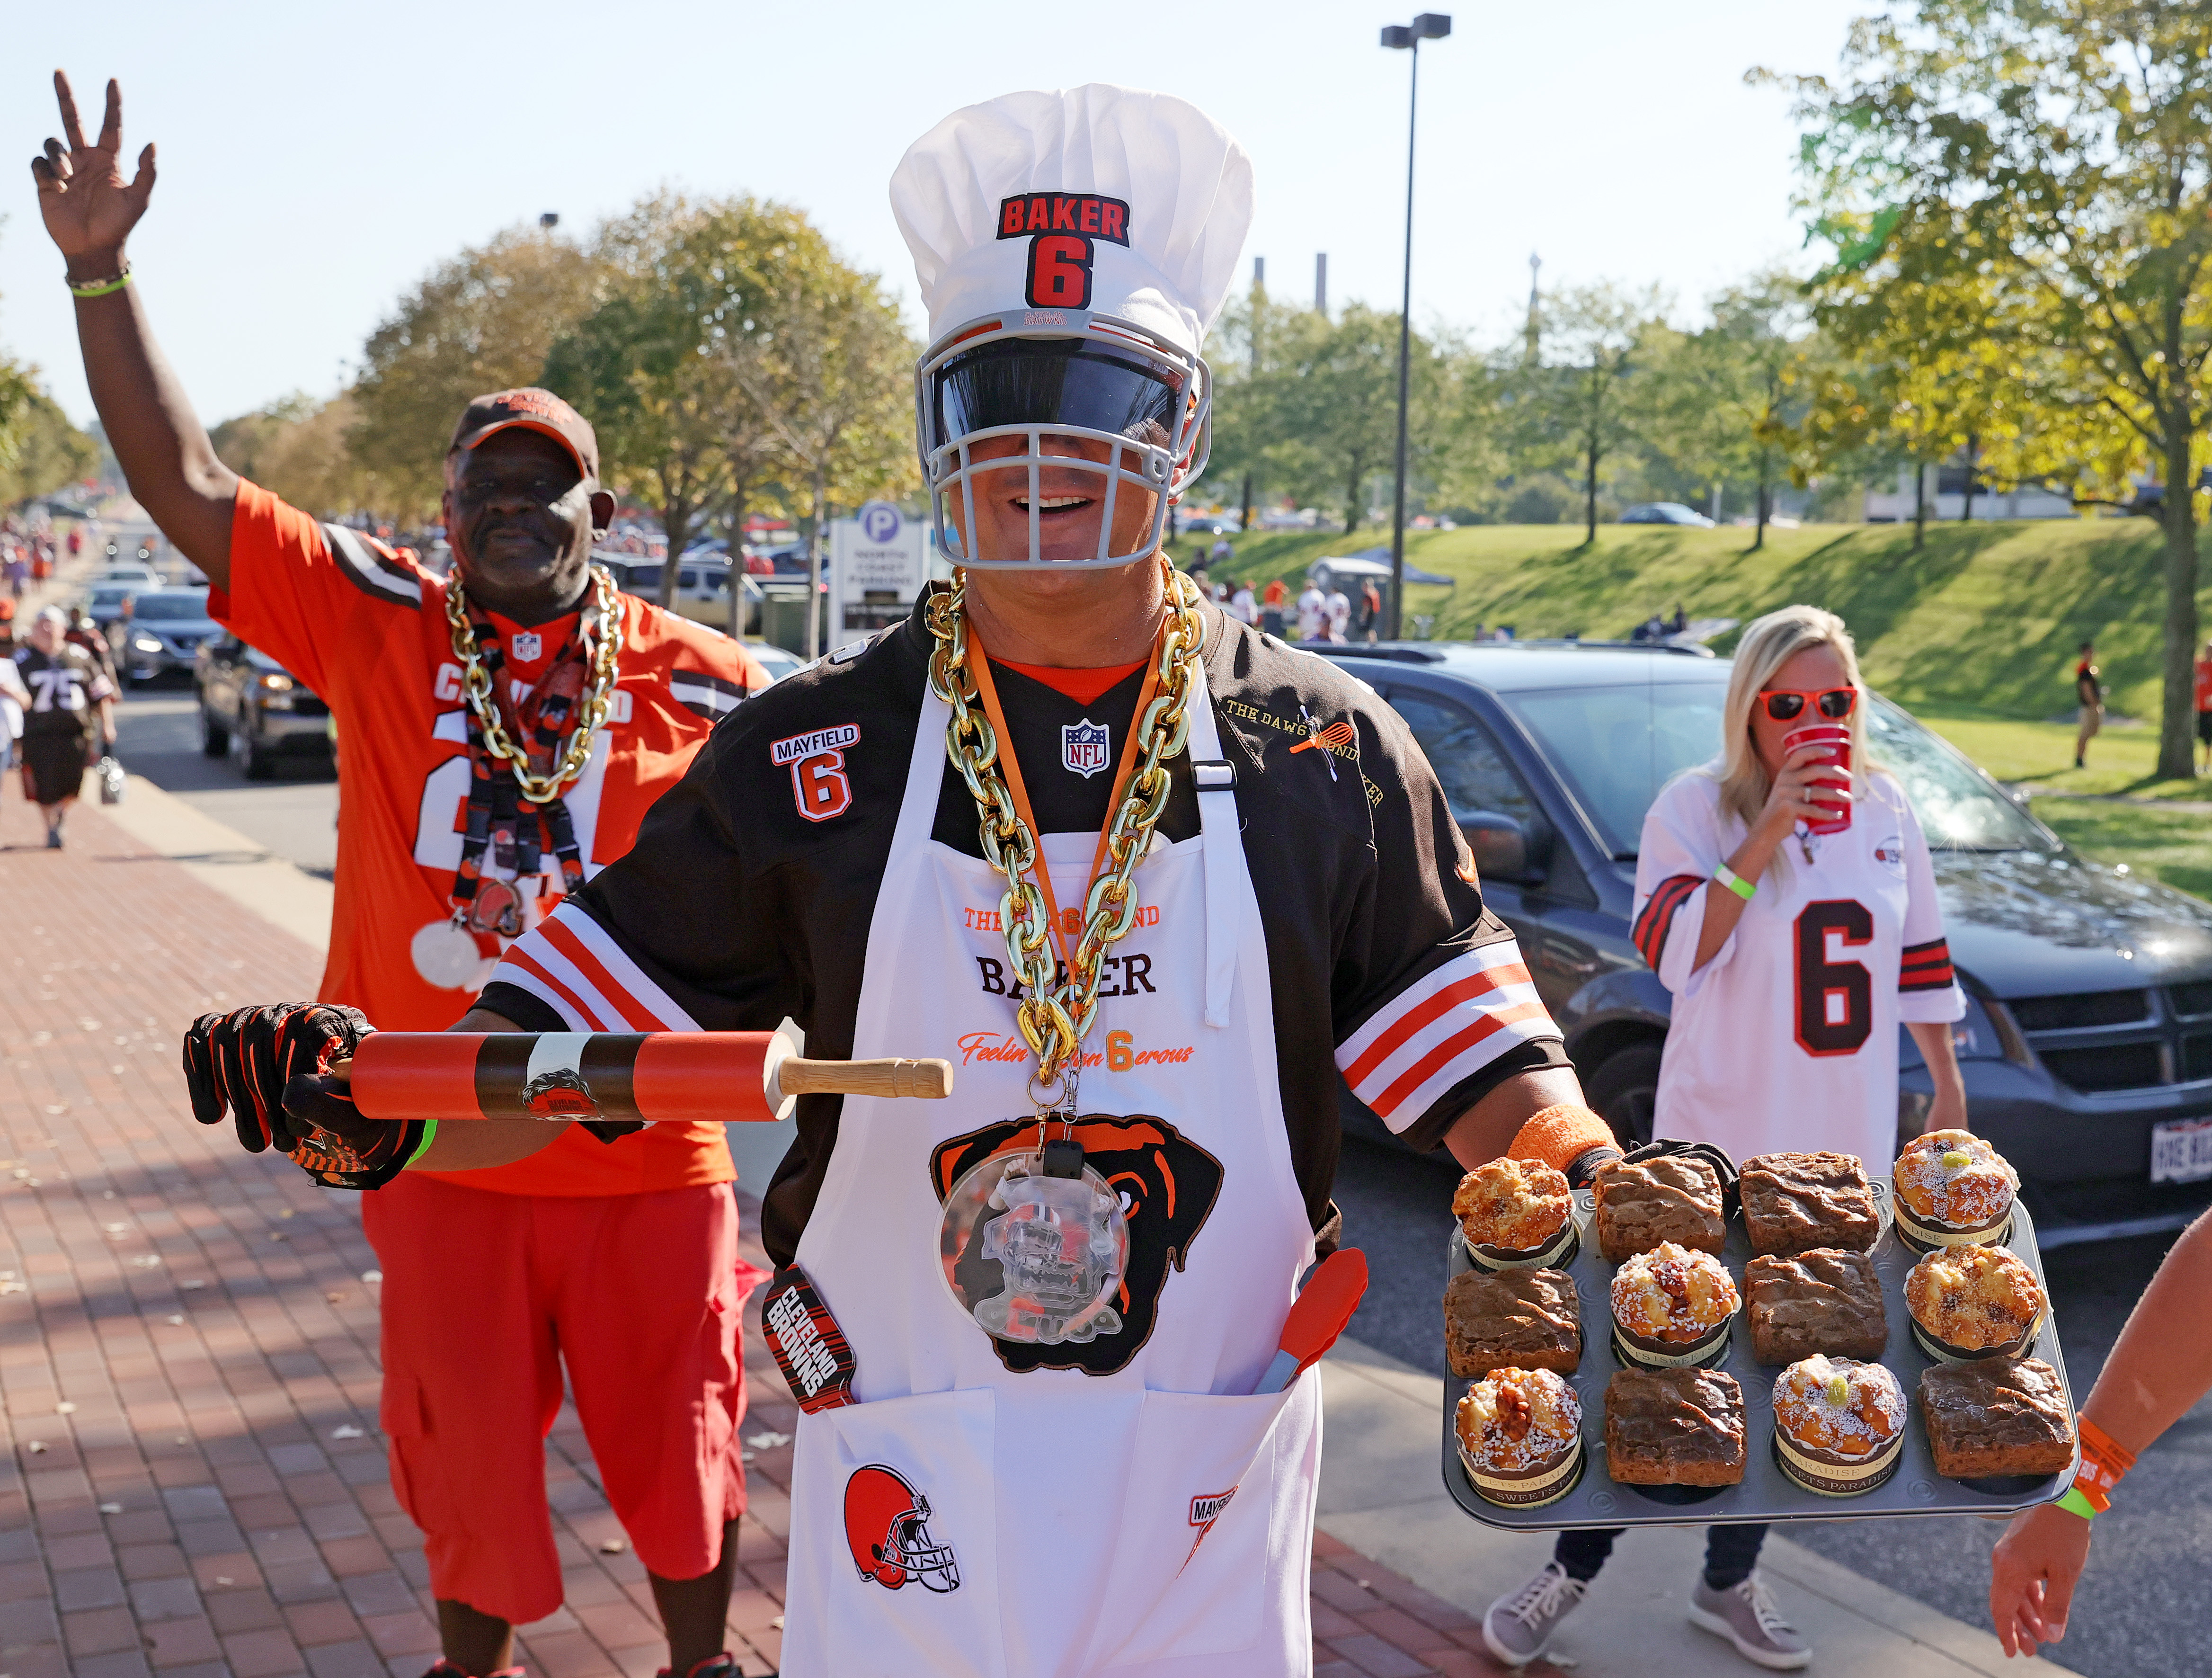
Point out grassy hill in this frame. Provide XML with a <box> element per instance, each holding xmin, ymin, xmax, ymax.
<box><xmin>1174</xmin><ymin>518</ymin><xmax>2202</xmax><ymax>725</ymax></box>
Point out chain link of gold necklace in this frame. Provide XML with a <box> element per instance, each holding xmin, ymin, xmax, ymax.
<box><xmin>926</xmin><ymin>561</ymin><xmax>1206</xmax><ymax>1098</ymax></box>
<box><xmin>443</xmin><ymin>563</ymin><xmax>625</xmax><ymax>805</ymax></box>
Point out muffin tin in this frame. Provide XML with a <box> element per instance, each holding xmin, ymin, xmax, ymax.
<box><xmin>1441</xmin><ymin>1177</ymin><xmax>2080</xmax><ymax>1529</ymax></box>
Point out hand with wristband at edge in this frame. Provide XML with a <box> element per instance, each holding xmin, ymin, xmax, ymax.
<box><xmin>1987</xmin><ymin>1206</ymin><xmax>2212</xmax><ymax>1658</ymax></box>
<box><xmin>181</xmin><ymin>1004</ymin><xmax>432</xmax><ymax>1191</ymax></box>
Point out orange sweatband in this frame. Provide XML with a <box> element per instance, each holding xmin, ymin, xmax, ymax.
<box><xmin>1509</xmin><ymin>1103</ymin><xmax>1619</xmax><ymax>1176</ymax></box>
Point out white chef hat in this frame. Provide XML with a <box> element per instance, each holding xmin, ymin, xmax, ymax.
<box><xmin>890</xmin><ymin>84</ymin><xmax>1254</xmax><ymax>358</ymax></box>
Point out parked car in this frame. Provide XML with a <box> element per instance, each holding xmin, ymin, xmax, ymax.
<box><xmin>1620</xmin><ymin>502</ymin><xmax>1717</xmax><ymax>527</ymax></box>
<box><xmin>599</xmin><ymin>554</ymin><xmax>766</xmax><ymax>631</ymax></box>
<box><xmin>83</xmin><ymin>582</ymin><xmax>140</xmax><ymax>637</ymax></box>
<box><xmin>1314</xmin><ymin>640</ymin><xmax>2212</xmax><ymax>1248</ymax></box>
<box><xmin>93</xmin><ymin>564</ymin><xmax>162</xmax><ymax>587</ymax></box>
<box><xmin>194</xmin><ymin>634</ymin><xmax>331</xmax><ymax>780</ymax></box>
<box><xmin>110</xmin><ymin>588</ymin><xmax>222</xmax><ymax>682</ymax></box>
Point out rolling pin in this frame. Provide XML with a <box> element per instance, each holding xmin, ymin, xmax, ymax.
<box><xmin>329</xmin><ymin>1029</ymin><xmax>952</xmax><ymax>1125</ymax></box>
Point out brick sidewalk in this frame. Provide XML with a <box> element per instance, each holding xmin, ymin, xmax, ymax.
<box><xmin>0</xmin><ymin>779</ymin><xmax>1519</xmax><ymax>1678</ymax></box>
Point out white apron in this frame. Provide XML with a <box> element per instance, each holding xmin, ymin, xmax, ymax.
<box><xmin>781</xmin><ymin>664</ymin><xmax>1323</xmax><ymax>1678</ymax></box>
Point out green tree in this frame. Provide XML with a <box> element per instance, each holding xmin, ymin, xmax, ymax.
<box><xmin>352</xmin><ymin>225</ymin><xmax>598</xmax><ymax>519</ymax></box>
<box><xmin>1776</xmin><ymin>0</ymin><xmax>2212</xmax><ymax>777</ymax></box>
<box><xmin>1505</xmin><ymin>282</ymin><xmax>1665</xmax><ymax>543</ymax></box>
<box><xmin>0</xmin><ymin>373</ymin><xmax>98</xmax><ymax>503</ymax></box>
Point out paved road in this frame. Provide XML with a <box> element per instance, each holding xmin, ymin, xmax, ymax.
<box><xmin>113</xmin><ymin>680</ymin><xmax>338</xmax><ymax>876</ymax></box>
<box><xmin>1332</xmin><ymin>1131</ymin><xmax>2208</xmax><ymax>1678</ymax></box>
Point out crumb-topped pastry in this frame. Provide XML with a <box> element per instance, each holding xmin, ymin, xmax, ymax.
<box><xmin>1919</xmin><ymin>1358</ymin><xmax>2076</xmax><ymax>1480</ymax></box>
<box><xmin>1602</xmin><ymin>1366</ymin><xmax>1745</xmax><ymax>1486</ymax></box>
<box><xmin>1893</xmin><ymin>1130</ymin><xmax>2017</xmax><ymax>1250</ymax></box>
<box><xmin>1905</xmin><ymin>1245</ymin><xmax>2046</xmax><ymax>1362</ymax></box>
<box><xmin>1444</xmin><ymin>1267</ymin><xmax>1581</xmax><ymax>1378</ymax></box>
<box><xmin>1592</xmin><ymin>1155</ymin><xmax>1726</xmax><ymax>1262</ymax></box>
<box><xmin>1453</xmin><ymin>1158</ymin><xmax>1575</xmax><ymax>1270</ymax></box>
<box><xmin>1746</xmin><ymin>1249</ymin><xmax>1887</xmax><ymax>1365</ymax></box>
<box><xmin>1772</xmin><ymin>1356</ymin><xmax>1907</xmax><ymax>1495</ymax></box>
<box><xmin>1741</xmin><ymin>1152</ymin><xmax>1879</xmax><ymax>1255</ymax></box>
<box><xmin>1455</xmin><ymin>1366</ymin><xmax>1584</xmax><ymax>1507</ymax></box>
<box><xmin>1609</xmin><ymin>1242</ymin><xmax>1739</xmax><ymax>1368</ymax></box>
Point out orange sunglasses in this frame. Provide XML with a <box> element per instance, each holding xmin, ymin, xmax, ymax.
<box><xmin>1759</xmin><ymin>686</ymin><xmax>1858</xmax><ymax>722</ymax></box>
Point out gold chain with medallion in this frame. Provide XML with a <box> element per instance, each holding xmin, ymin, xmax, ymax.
<box><xmin>925</xmin><ymin>560</ymin><xmax>1207</xmax><ymax>1101</ymax></box>
<box><xmin>443</xmin><ymin>563</ymin><xmax>626</xmax><ymax>804</ymax></box>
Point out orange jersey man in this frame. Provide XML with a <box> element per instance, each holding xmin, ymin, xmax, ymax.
<box><xmin>40</xmin><ymin>71</ymin><xmax>766</xmax><ymax>1678</ymax></box>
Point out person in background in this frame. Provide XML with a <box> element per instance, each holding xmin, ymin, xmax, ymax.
<box><xmin>1483</xmin><ymin>604</ymin><xmax>1966</xmax><ymax>1674</ymax></box>
<box><xmin>0</xmin><ymin>652</ymin><xmax>27</xmax><ymax>772</ymax></box>
<box><xmin>1324</xmin><ymin>583</ymin><xmax>1352</xmax><ymax>643</ymax></box>
<box><xmin>1209</xmin><ymin>528</ymin><xmax>1232</xmax><ymax>568</ymax></box>
<box><xmin>1229</xmin><ymin>578</ymin><xmax>1257</xmax><ymax>625</ymax></box>
<box><xmin>1260</xmin><ymin>574</ymin><xmax>1288</xmax><ymax>637</ymax></box>
<box><xmin>1296</xmin><ymin>576</ymin><xmax>1326</xmax><ymax>642</ymax></box>
<box><xmin>2073</xmin><ymin>640</ymin><xmax>2102</xmax><ymax>768</ymax></box>
<box><xmin>1360</xmin><ymin>577</ymin><xmax>1383</xmax><ymax>642</ymax></box>
<box><xmin>13</xmin><ymin>606</ymin><xmax>116</xmax><ymax>848</ymax></box>
<box><xmin>65</xmin><ymin>604</ymin><xmax>120</xmax><ymax>694</ymax></box>
<box><xmin>2194</xmin><ymin>638</ymin><xmax>2212</xmax><ymax>775</ymax></box>
<box><xmin>1987</xmin><ymin>1207</ymin><xmax>2212</xmax><ymax>1660</ymax></box>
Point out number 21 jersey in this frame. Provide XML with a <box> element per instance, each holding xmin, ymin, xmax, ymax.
<box><xmin>1631</xmin><ymin>767</ymin><xmax>1964</xmax><ymax>1166</ymax></box>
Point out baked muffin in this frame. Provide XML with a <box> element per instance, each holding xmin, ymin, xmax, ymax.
<box><xmin>1919</xmin><ymin>1358</ymin><xmax>2077</xmax><ymax>1481</ymax></box>
<box><xmin>1772</xmin><ymin>1356</ymin><xmax>1907</xmax><ymax>1496</ymax></box>
<box><xmin>1592</xmin><ymin>1155</ymin><xmax>1727</xmax><ymax>1262</ymax></box>
<box><xmin>1602</xmin><ymin>1366</ymin><xmax>1745</xmax><ymax>1486</ymax></box>
<box><xmin>1455</xmin><ymin>1366</ymin><xmax>1584</xmax><ymax>1508</ymax></box>
<box><xmin>1443</xmin><ymin>1267</ymin><xmax>1581</xmax><ymax>1378</ymax></box>
<box><xmin>1741</xmin><ymin>1152</ymin><xmax>1879</xmax><ymax>1255</ymax></box>
<box><xmin>1745</xmin><ymin>1249</ymin><xmax>1888</xmax><ymax>1366</ymax></box>
<box><xmin>1609</xmin><ymin>1242</ymin><xmax>1740</xmax><ymax>1369</ymax></box>
<box><xmin>1452</xmin><ymin>1158</ymin><xmax>1576</xmax><ymax>1271</ymax></box>
<box><xmin>1893</xmin><ymin>1130</ymin><xmax>2017</xmax><ymax>1251</ymax></box>
<box><xmin>1905</xmin><ymin>1245</ymin><xmax>2047</xmax><ymax>1362</ymax></box>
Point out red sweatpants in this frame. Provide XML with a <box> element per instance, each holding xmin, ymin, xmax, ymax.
<box><xmin>364</xmin><ymin>1173</ymin><xmax>756</xmax><ymax>1624</ymax></box>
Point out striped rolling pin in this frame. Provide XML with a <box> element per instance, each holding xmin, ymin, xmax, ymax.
<box><xmin>330</xmin><ymin>1029</ymin><xmax>951</xmax><ymax>1126</ymax></box>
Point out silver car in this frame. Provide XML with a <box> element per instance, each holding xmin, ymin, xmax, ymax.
<box><xmin>112</xmin><ymin>588</ymin><xmax>222</xmax><ymax>682</ymax></box>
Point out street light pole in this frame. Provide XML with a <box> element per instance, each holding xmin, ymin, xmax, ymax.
<box><xmin>1380</xmin><ymin>14</ymin><xmax>1449</xmax><ymax>640</ymax></box>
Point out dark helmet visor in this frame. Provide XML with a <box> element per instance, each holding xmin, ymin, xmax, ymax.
<box><xmin>931</xmin><ymin>337</ymin><xmax>1182</xmax><ymax>454</ymax></box>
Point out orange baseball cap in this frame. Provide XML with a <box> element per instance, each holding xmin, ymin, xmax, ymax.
<box><xmin>448</xmin><ymin>388</ymin><xmax>600</xmax><ymax>482</ymax></box>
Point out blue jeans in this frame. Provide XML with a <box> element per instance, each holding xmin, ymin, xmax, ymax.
<box><xmin>1554</xmin><ymin>1524</ymin><xmax>1768</xmax><ymax>1590</ymax></box>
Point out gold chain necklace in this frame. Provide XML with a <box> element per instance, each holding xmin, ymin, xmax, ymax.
<box><xmin>925</xmin><ymin>561</ymin><xmax>1206</xmax><ymax>1103</ymax></box>
<box><xmin>443</xmin><ymin>563</ymin><xmax>626</xmax><ymax>805</ymax></box>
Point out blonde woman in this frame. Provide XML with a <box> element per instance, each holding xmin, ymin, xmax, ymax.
<box><xmin>1484</xmin><ymin>606</ymin><xmax>1966</xmax><ymax>1673</ymax></box>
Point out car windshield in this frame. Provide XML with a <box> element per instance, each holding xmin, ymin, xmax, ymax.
<box><xmin>90</xmin><ymin>587</ymin><xmax>130</xmax><ymax>606</ymax></box>
<box><xmin>1499</xmin><ymin>678</ymin><xmax>2051</xmax><ymax>858</ymax></box>
<box><xmin>130</xmin><ymin>595</ymin><xmax>210</xmax><ymax>622</ymax></box>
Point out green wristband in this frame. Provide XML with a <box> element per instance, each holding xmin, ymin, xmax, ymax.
<box><xmin>2056</xmin><ymin>1485</ymin><xmax>2098</xmax><ymax>1521</ymax></box>
<box><xmin>405</xmin><ymin>1119</ymin><xmax>439</xmax><ymax>1166</ymax></box>
<box><xmin>67</xmin><ymin>269</ymin><xmax>133</xmax><ymax>299</ymax></box>
<box><xmin>1714</xmin><ymin>863</ymin><xmax>1756</xmax><ymax>901</ymax></box>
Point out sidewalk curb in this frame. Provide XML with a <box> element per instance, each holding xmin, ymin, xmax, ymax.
<box><xmin>97</xmin><ymin>772</ymin><xmax>334</xmax><ymax>954</ymax></box>
<box><xmin>1316</xmin><ymin>1334</ymin><xmax>2079</xmax><ymax>1677</ymax></box>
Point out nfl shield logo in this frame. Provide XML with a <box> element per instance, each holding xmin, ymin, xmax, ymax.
<box><xmin>1061</xmin><ymin>720</ymin><xmax>1111</xmax><ymax>779</ymax></box>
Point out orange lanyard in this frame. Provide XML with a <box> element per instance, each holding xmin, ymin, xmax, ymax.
<box><xmin>964</xmin><ymin>621</ymin><xmax>1165</xmax><ymax>978</ymax></box>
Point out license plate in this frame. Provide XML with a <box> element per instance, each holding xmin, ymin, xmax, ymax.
<box><xmin>2150</xmin><ymin>1118</ymin><xmax>2212</xmax><ymax>1184</ymax></box>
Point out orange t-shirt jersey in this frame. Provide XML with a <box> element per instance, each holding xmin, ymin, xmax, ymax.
<box><xmin>213</xmin><ymin>480</ymin><xmax>769</xmax><ymax>1195</ymax></box>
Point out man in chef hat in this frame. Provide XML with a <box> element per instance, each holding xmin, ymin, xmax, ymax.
<box><xmin>198</xmin><ymin>84</ymin><xmax>1613</xmax><ymax>1678</ymax></box>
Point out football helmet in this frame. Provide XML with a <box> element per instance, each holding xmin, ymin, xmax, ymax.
<box><xmin>915</xmin><ymin>308</ymin><xmax>1210</xmax><ymax>570</ymax></box>
<box><xmin>844</xmin><ymin>1464</ymin><xmax>961</xmax><ymax>1592</ymax></box>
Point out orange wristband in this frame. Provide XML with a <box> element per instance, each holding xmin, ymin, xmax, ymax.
<box><xmin>1509</xmin><ymin>1104</ymin><xmax>1618</xmax><ymax>1177</ymax></box>
<box><xmin>2074</xmin><ymin>1416</ymin><xmax>2133</xmax><ymax>1506</ymax></box>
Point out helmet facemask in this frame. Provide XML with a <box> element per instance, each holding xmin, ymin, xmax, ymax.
<box><xmin>916</xmin><ymin>311</ymin><xmax>1211</xmax><ymax>571</ymax></box>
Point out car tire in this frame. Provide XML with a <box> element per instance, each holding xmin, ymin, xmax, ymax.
<box><xmin>198</xmin><ymin>703</ymin><xmax>230</xmax><ymax>758</ymax></box>
<box><xmin>1584</xmin><ymin>1038</ymin><xmax>1664</xmax><ymax>1150</ymax></box>
<box><xmin>238</xmin><ymin>715</ymin><xmax>276</xmax><ymax>781</ymax></box>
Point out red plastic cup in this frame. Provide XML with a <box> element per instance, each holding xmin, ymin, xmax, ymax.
<box><xmin>1783</xmin><ymin>723</ymin><xmax>1853</xmax><ymax>834</ymax></box>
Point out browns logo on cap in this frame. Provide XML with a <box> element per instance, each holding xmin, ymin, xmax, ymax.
<box><xmin>448</xmin><ymin>387</ymin><xmax>601</xmax><ymax>482</ymax></box>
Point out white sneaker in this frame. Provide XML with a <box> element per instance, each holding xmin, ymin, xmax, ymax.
<box><xmin>1688</xmin><ymin>1573</ymin><xmax>1812</xmax><ymax>1670</ymax></box>
<box><xmin>1482</xmin><ymin>1560</ymin><xmax>1590</xmax><ymax>1668</ymax></box>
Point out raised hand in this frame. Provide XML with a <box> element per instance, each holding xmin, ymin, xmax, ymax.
<box><xmin>30</xmin><ymin>71</ymin><xmax>157</xmax><ymax>272</ymax></box>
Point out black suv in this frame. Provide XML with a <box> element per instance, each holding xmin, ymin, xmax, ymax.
<box><xmin>1320</xmin><ymin>641</ymin><xmax>2212</xmax><ymax>1248</ymax></box>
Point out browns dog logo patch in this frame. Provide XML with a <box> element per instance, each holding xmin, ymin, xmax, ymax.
<box><xmin>996</xmin><ymin>192</ymin><xmax>1131</xmax><ymax>311</ymax></box>
<box><xmin>930</xmin><ymin>1114</ymin><xmax>1224</xmax><ymax>1377</ymax></box>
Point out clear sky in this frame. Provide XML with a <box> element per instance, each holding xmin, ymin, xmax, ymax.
<box><xmin>3</xmin><ymin>0</ymin><xmax>1871</xmax><ymax>429</ymax></box>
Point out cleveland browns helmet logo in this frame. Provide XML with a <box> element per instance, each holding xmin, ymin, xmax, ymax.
<box><xmin>996</xmin><ymin>192</ymin><xmax>1132</xmax><ymax>311</ymax></box>
<box><xmin>931</xmin><ymin>1114</ymin><xmax>1224</xmax><ymax>1377</ymax></box>
<box><xmin>844</xmin><ymin>1464</ymin><xmax>960</xmax><ymax>1593</ymax></box>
